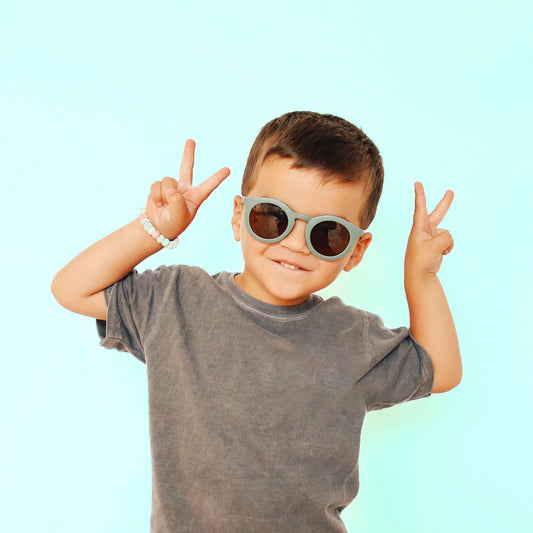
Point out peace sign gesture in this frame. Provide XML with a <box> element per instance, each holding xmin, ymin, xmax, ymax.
<box><xmin>404</xmin><ymin>182</ymin><xmax>455</xmax><ymax>278</ymax></box>
<box><xmin>145</xmin><ymin>139</ymin><xmax>231</xmax><ymax>240</ymax></box>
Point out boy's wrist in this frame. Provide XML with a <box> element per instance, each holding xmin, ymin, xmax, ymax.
<box><xmin>130</xmin><ymin>218</ymin><xmax>167</xmax><ymax>254</ymax></box>
<box><xmin>404</xmin><ymin>272</ymin><xmax>440</xmax><ymax>298</ymax></box>
<box><xmin>138</xmin><ymin>210</ymin><xmax>180</xmax><ymax>249</ymax></box>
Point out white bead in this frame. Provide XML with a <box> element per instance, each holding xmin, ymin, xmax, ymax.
<box><xmin>138</xmin><ymin>211</ymin><xmax>178</xmax><ymax>250</ymax></box>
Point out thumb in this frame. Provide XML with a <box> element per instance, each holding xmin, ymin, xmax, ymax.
<box><xmin>432</xmin><ymin>229</ymin><xmax>454</xmax><ymax>255</ymax></box>
<box><xmin>165</xmin><ymin>187</ymin><xmax>178</xmax><ymax>200</ymax></box>
<box><xmin>165</xmin><ymin>187</ymin><xmax>189</xmax><ymax>222</ymax></box>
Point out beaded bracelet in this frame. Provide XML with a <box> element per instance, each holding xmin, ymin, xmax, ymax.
<box><xmin>138</xmin><ymin>209</ymin><xmax>180</xmax><ymax>249</ymax></box>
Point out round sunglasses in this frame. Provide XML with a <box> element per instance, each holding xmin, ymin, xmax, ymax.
<box><xmin>242</xmin><ymin>196</ymin><xmax>364</xmax><ymax>261</ymax></box>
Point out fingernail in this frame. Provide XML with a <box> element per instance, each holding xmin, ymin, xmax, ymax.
<box><xmin>156</xmin><ymin>202</ymin><xmax>163</xmax><ymax>207</ymax></box>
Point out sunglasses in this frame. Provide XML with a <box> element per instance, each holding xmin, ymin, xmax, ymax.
<box><xmin>242</xmin><ymin>196</ymin><xmax>364</xmax><ymax>261</ymax></box>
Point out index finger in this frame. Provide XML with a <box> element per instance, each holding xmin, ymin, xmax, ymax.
<box><xmin>413</xmin><ymin>181</ymin><xmax>428</xmax><ymax>223</ymax></box>
<box><xmin>179</xmin><ymin>139</ymin><xmax>195</xmax><ymax>185</ymax></box>
<box><xmin>429</xmin><ymin>190</ymin><xmax>454</xmax><ymax>227</ymax></box>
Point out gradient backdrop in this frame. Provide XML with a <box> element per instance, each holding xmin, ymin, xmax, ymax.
<box><xmin>1</xmin><ymin>1</ymin><xmax>531</xmax><ymax>532</ymax></box>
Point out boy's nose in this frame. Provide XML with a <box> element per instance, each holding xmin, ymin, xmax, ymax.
<box><xmin>279</xmin><ymin>219</ymin><xmax>310</xmax><ymax>255</ymax></box>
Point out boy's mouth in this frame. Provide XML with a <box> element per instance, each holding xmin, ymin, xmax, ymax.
<box><xmin>274</xmin><ymin>260</ymin><xmax>308</xmax><ymax>271</ymax></box>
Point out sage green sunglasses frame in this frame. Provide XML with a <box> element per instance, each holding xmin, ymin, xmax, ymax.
<box><xmin>242</xmin><ymin>196</ymin><xmax>364</xmax><ymax>261</ymax></box>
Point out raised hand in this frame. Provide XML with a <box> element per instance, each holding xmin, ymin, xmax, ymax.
<box><xmin>404</xmin><ymin>182</ymin><xmax>454</xmax><ymax>279</ymax></box>
<box><xmin>145</xmin><ymin>139</ymin><xmax>231</xmax><ymax>239</ymax></box>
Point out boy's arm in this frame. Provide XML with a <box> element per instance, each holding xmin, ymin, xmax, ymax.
<box><xmin>404</xmin><ymin>182</ymin><xmax>462</xmax><ymax>394</ymax></box>
<box><xmin>51</xmin><ymin>140</ymin><xmax>230</xmax><ymax>321</ymax></box>
<box><xmin>51</xmin><ymin>220</ymin><xmax>163</xmax><ymax>320</ymax></box>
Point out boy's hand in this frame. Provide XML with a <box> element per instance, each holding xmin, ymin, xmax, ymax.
<box><xmin>145</xmin><ymin>139</ymin><xmax>231</xmax><ymax>239</ymax></box>
<box><xmin>404</xmin><ymin>182</ymin><xmax>454</xmax><ymax>280</ymax></box>
<box><xmin>404</xmin><ymin>182</ymin><xmax>462</xmax><ymax>393</ymax></box>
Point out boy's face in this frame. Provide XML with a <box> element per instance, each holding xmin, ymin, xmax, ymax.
<box><xmin>231</xmin><ymin>156</ymin><xmax>373</xmax><ymax>306</ymax></box>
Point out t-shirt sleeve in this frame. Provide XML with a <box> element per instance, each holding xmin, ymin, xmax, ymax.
<box><xmin>96</xmin><ymin>265</ymin><xmax>176</xmax><ymax>363</ymax></box>
<box><xmin>359</xmin><ymin>312</ymin><xmax>434</xmax><ymax>411</ymax></box>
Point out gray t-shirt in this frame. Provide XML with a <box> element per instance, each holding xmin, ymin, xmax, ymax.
<box><xmin>97</xmin><ymin>265</ymin><xmax>434</xmax><ymax>533</ymax></box>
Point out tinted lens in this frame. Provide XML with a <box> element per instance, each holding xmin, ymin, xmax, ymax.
<box><xmin>310</xmin><ymin>221</ymin><xmax>351</xmax><ymax>257</ymax></box>
<box><xmin>249</xmin><ymin>203</ymin><xmax>289</xmax><ymax>239</ymax></box>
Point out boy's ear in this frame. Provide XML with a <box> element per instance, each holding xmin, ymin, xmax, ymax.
<box><xmin>343</xmin><ymin>232</ymin><xmax>372</xmax><ymax>272</ymax></box>
<box><xmin>231</xmin><ymin>195</ymin><xmax>244</xmax><ymax>242</ymax></box>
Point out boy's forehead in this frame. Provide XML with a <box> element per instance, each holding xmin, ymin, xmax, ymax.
<box><xmin>249</xmin><ymin>155</ymin><xmax>368</xmax><ymax>223</ymax></box>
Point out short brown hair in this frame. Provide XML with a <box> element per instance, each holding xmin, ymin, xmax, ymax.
<box><xmin>242</xmin><ymin>111</ymin><xmax>384</xmax><ymax>229</ymax></box>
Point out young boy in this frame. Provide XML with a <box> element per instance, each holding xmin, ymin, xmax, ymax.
<box><xmin>52</xmin><ymin>111</ymin><xmax>462</xmax><ymax>532</ymax></box>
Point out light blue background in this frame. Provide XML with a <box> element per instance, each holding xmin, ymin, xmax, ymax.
<box><xmin>1</xmin><ymin>1</ymin><xmax>531</xmax><ymax>531</ymax></box>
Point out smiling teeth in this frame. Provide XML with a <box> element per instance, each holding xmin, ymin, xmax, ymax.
<box><xmin>280</xmin><ymin>262</ymin><xmax>299</xmax><ymax>270</ymax></box>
